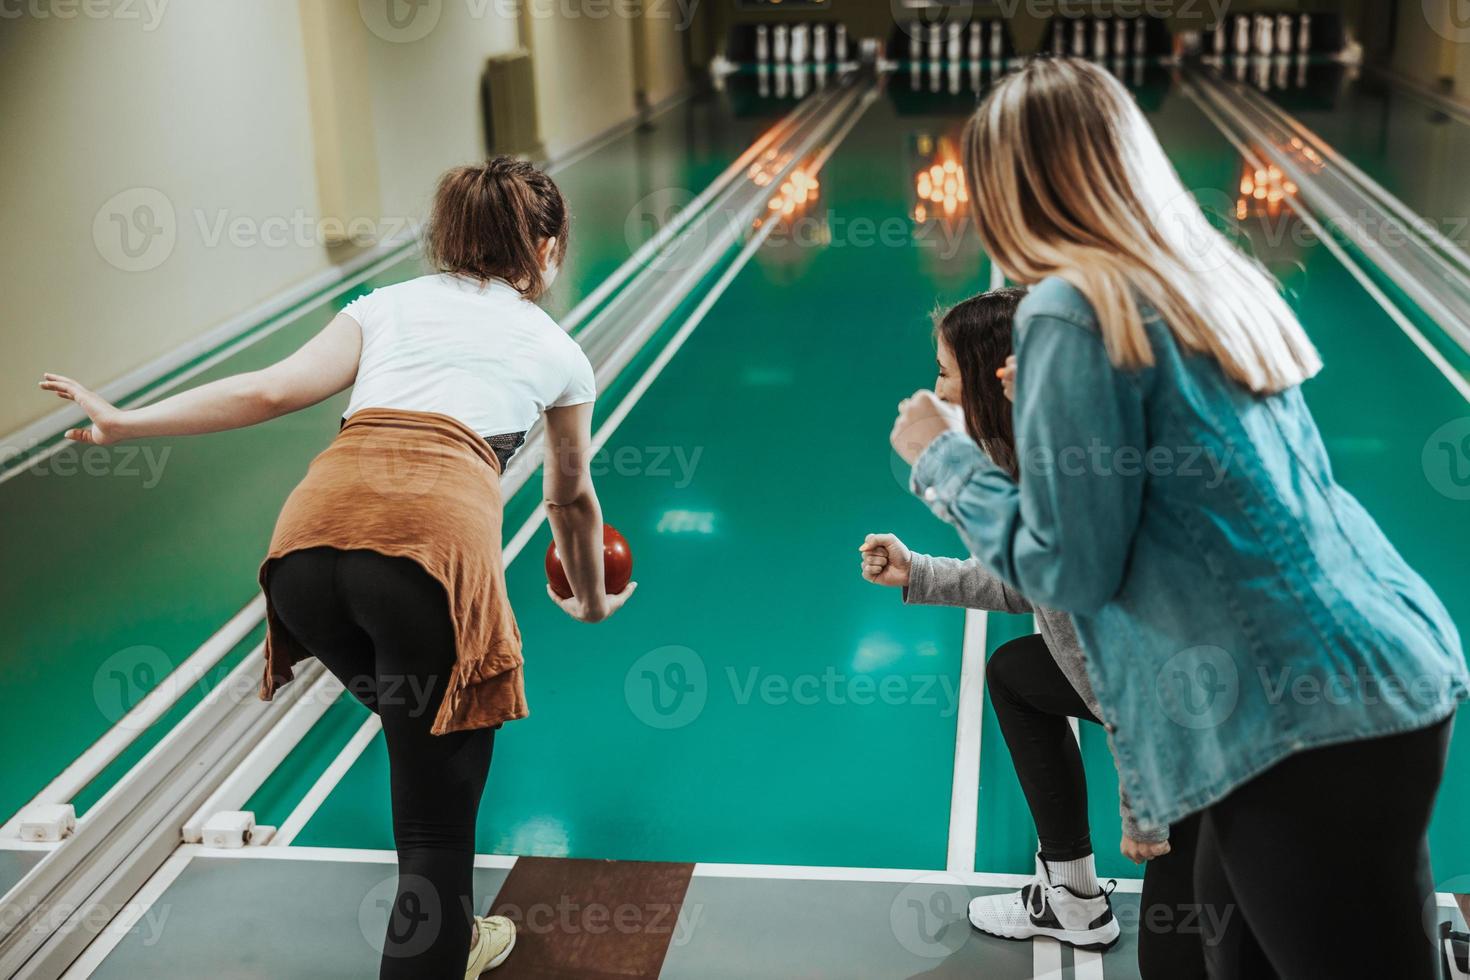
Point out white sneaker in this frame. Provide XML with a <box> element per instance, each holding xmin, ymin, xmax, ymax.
<box><xmin>466</xmin><ymin>915</ymin><xmax>515</xmax><ymax>977</ymax></box>
<box><xmin>967</xmin><ymin>855</ymin><xmax>1120</xmax><ymax>951</ymax></box>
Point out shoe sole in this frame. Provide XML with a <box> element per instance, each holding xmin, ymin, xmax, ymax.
<box><xmin>968</xmin><ymin>911</ymin><xmax>1120</xmax><ymax>952</ymax></box>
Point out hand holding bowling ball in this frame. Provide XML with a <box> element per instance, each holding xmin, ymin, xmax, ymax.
<box><xmin>545</xmin><ymin>523</ymin><xmax>637</xmax><ymax>622</ymax></box>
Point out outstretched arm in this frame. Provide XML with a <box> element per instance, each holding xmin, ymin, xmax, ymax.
<box><xmin>40</xmin><ymin>312</ymin><xmax>363</xmax><ymax>444</ymax></box>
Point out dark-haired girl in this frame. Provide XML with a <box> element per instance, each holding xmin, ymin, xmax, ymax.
<box><xmin>862</xmin><ymin>288</ymin><xmax>1203</xmax><ymax>976</ymax></box>
<box><xmin>42</xmin><ymin>157</ymin><xmax>635</xmax><ymax>979</ymax></box>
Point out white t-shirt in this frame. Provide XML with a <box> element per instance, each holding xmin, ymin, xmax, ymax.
<box><xmin>340</xmin><ymin>274</ymin><xmax>596</xmax><ymax>437</ymax></box>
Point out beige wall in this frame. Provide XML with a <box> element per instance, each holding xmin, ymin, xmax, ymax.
<box><xmin>0</xmin><ymin>2</ymin><xmax>324</xmax><ymax>438</ymax></box>
<box><xmin>1392</xmin><ymin>0</ymin><xmax>1459</xmax><ymax>86</ymax></box>
<box><xmin>360</xmin><ymin>0</ymin><xmax>520</xmax><ymax>223</ymax></box>
<box><xmin>524</xmin><ymin>0</ymin><xmax>636</xmax><ymax>159</ymax></box>
<box><xmin>1</xmin><ymin>0</ymin><xmax>682</xmax><ymax>439</ymax></box>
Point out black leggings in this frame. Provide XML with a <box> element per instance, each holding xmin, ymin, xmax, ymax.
<box><xmin>1194</xmin><ymin>716</ymin><xmax>1452</xmax><ymax>979</ymax></box>
<box><xmin>268</xmin><ymin>548</ymin><xmax>495</xmax><ymax>980</ymax></box>
<box><xmin>986</xmin><ymin>634</ymin><xmax>1205</xmax><ymax>978</ymax></box>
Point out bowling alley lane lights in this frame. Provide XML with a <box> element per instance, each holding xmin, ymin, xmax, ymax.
<box><xmin>1236</xmin><ymin>159</ymin><xmax>1297</xmax><ymax>221</ymax></box>
<box><xmin>753</xmin><ymin>165</ymin><xmax>821</xmax><ymax>231</ymax></box>
<box><xmin>911</xmin><ymin>137</ymin><xmax>967</xmax><ymax>225</ymax></box>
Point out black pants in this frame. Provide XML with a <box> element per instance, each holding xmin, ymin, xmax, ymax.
<box><xmin>1195</xmin><ymin>717</ymin><xmax>1452</xmax><ymax>979</ymax></box>
<box><xmin>268</xmin><ymin>548</ymin><xmax>496</xmax><ymax>980</ymax></box>
<box><xmin>986</xmin><ymin>634</ymin><xmax>1205</xmax><ymax>978</ymax></box>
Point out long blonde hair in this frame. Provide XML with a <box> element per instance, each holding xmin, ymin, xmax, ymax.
<box><xmin>962</xmin><ymin>57</ymin><xmax>1320</xmax><ymax>394</ymax></box>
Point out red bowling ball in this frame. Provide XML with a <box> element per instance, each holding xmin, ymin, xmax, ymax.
<box><xmin>546</xmin><ymin>524</ymin><xmax>633</xmax><ymax>600</ymax></box>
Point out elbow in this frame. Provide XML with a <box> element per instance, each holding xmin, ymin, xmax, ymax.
<box><xmin>249</xmin><ymin>375</ymin><xmax>291</xmax><ymax>418</ymax></box>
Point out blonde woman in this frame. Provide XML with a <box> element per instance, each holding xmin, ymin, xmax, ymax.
<box><xmin>890</xmin><ymin>58</ymin><xmax>1466</xmax><ymax>978</ymax></box>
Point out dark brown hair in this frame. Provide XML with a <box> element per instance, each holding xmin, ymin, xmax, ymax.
<box><xmin>935</xmin><ymin>286</ymin><xmax>1027</xmax><ymax>479</ymax></box>
<box><xmin>425</xmin><ymin>157</ymin><xmax>570</xmax><ymax>300</ymax></box>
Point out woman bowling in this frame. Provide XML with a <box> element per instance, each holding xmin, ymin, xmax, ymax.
<box><xmin>41</xmin><ymin>156</ymin><xmax>636</xmax><ymax>979</ymax></box>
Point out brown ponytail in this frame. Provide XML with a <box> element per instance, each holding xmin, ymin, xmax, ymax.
<box><xmin>425</xmin><ymin>157</ymin><xmax>570</xmax><ymax>301</ymax></box>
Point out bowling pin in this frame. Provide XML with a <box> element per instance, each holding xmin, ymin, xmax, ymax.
<box><xmin>790</xmin><ymin>24</ymin><xmax>808</xmax><ymax>64</ymax></box>
<box><xmin>909</xmin><ymin>21</ymin><xmax>923</xmax><ymax>61</ymax></box>
<box><xmin>1234</xmin><ymin>15</ymin><xmax>1251</xmax><ymax>56</ymax></box>
<box><xmin>755</xmin><ymin>25</ymin><xmax>769</xmax><ymax>62</ymax></box>
<box><xmin>1276</xmin><ymin>14</ymin><xmax>1292</xmax><ymax>56</ymax></box>
<box><xmin>968</xmin><ymin>22</ymin><xmax>981</xmax><ymax>61</ymax></box>
<box><xmin>1133</xmin><ymin>18</ymin><xmax>1146</xmax><ymax>57</ymax></box>
<box><xmin>1094</xmin><ymin>18</ymin><xmax>1109</xmax><ymax>59</ymax></box>
<box><xmin>1072</xmin><ymin>19</ymin><xmax>1086</xmax><ymax>57</ymax></box>
<box><xmin>1212</xmin><ymin>22</ymin><xmax>1226</xmax><ymax>57</ymax></box>
<box><xmin>1052</xmin><ymin>21</ymin><xmax>1064</xmax><ymax>55</ymax></box>
<box><xmin>989</xmin><ymin>20</ymin><xmax>1002</xmax><ymax>59</ymax></box>
<box><xmin>1255</xmin><ymin>14</ymin><xmax>1273</xmax><ymax>56</ymax></box>
<box><xmin>928</xmin><ymin>22</ymin><xmax>942</xmax><ymax>62</ymax></box>
<box><xmin>835</xmin><ymin>24</ymin><xmax>847</xmax><ymax>62</ymax></box>
<box><xmin>1115</xmin><ymin>18</ymin><xmax>1128</xmax><ymax>58</ymax></box>
<box><xmin>1296</xmin><ymin>14</ymin><xmax>1311</xmax><ymax>54</ymax></box>
<box><xmin>946</xmin><ymin>22</ymin><xmax>961</xmax><ymax>63</ymax></box>
<box><xmin>773</xmin><ymin>24</ymin><xmax>788</xmax><ymax>63</ymax></box>
<box><xmin>813</xmin><ymin>24</ymin><xmax>827</xmax><ymax>64</ymax></box>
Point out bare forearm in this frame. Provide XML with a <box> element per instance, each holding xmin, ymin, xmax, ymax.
<box><xmin>117</xmin><ymin>372</ymin><xmax>286</xmax><ymax>439</ymax></box>
<box><xmin>545</xmin><ymin>490</ymin><xmax>607</xmax><ymax>616</ymax></box>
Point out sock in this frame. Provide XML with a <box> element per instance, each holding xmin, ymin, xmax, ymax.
<box><xmin>1043</xmin><ymin>854</ymin><xmax>1100</xmax><ymax>898</ymax></box>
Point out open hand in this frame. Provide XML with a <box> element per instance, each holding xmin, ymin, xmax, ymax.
<box><xmin>39</xmin><ymin>374</ymin><xmax>127</xmax><ymax>445</ymax></box>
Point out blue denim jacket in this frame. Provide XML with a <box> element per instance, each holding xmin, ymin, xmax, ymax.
<box><xmin>912</xmin><ymin>276</ymin><xmax>1467</xmax><ymax>833</ymax></box>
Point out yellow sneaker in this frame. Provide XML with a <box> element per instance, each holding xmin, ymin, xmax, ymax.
<box><xmin>465</xmin><ymin>915</ymin><xmax>515</xmax><ymax>977</ymax></box>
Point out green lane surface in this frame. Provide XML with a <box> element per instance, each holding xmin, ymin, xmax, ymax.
<box><xmin>292</xmin><ymin>86</ymin><xmax>996</xmax><ymax>869</ymax></box>
<box><xmin>288</xmin><ymin>69</ymin><xmax>1470</xmax><ymax>882</ymax></box>
<box><xmin>0</xmin><ymin>90</ymin><xmax>767</xmax><ymax>824</ymax></box>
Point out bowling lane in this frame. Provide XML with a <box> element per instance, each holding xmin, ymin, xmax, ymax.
<box><xmin>1261</xmin><ymin>62</ymin><xmax>1470</xmax><ymax>256</ymax></box>
<box><xmin>288</xmin><ymin>80</ymin><xmax>1000</xmax><ymax>869</ymax></box>
<box><xmin>0</xmin><ymin>89</ymin><xmax>772</xmax><ymax>825</ymax></box>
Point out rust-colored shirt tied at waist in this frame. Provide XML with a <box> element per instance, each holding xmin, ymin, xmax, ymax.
<box><xmin>258</xmin><ymin>408</ymin><xmax>526</xmax><ymax>733</ymax></box>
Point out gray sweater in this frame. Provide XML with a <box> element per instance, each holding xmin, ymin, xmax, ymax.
<box><xmin>904</xmin><ymin>552</ymin><xmax>1166</xmax><ymax>844</ymax></box>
